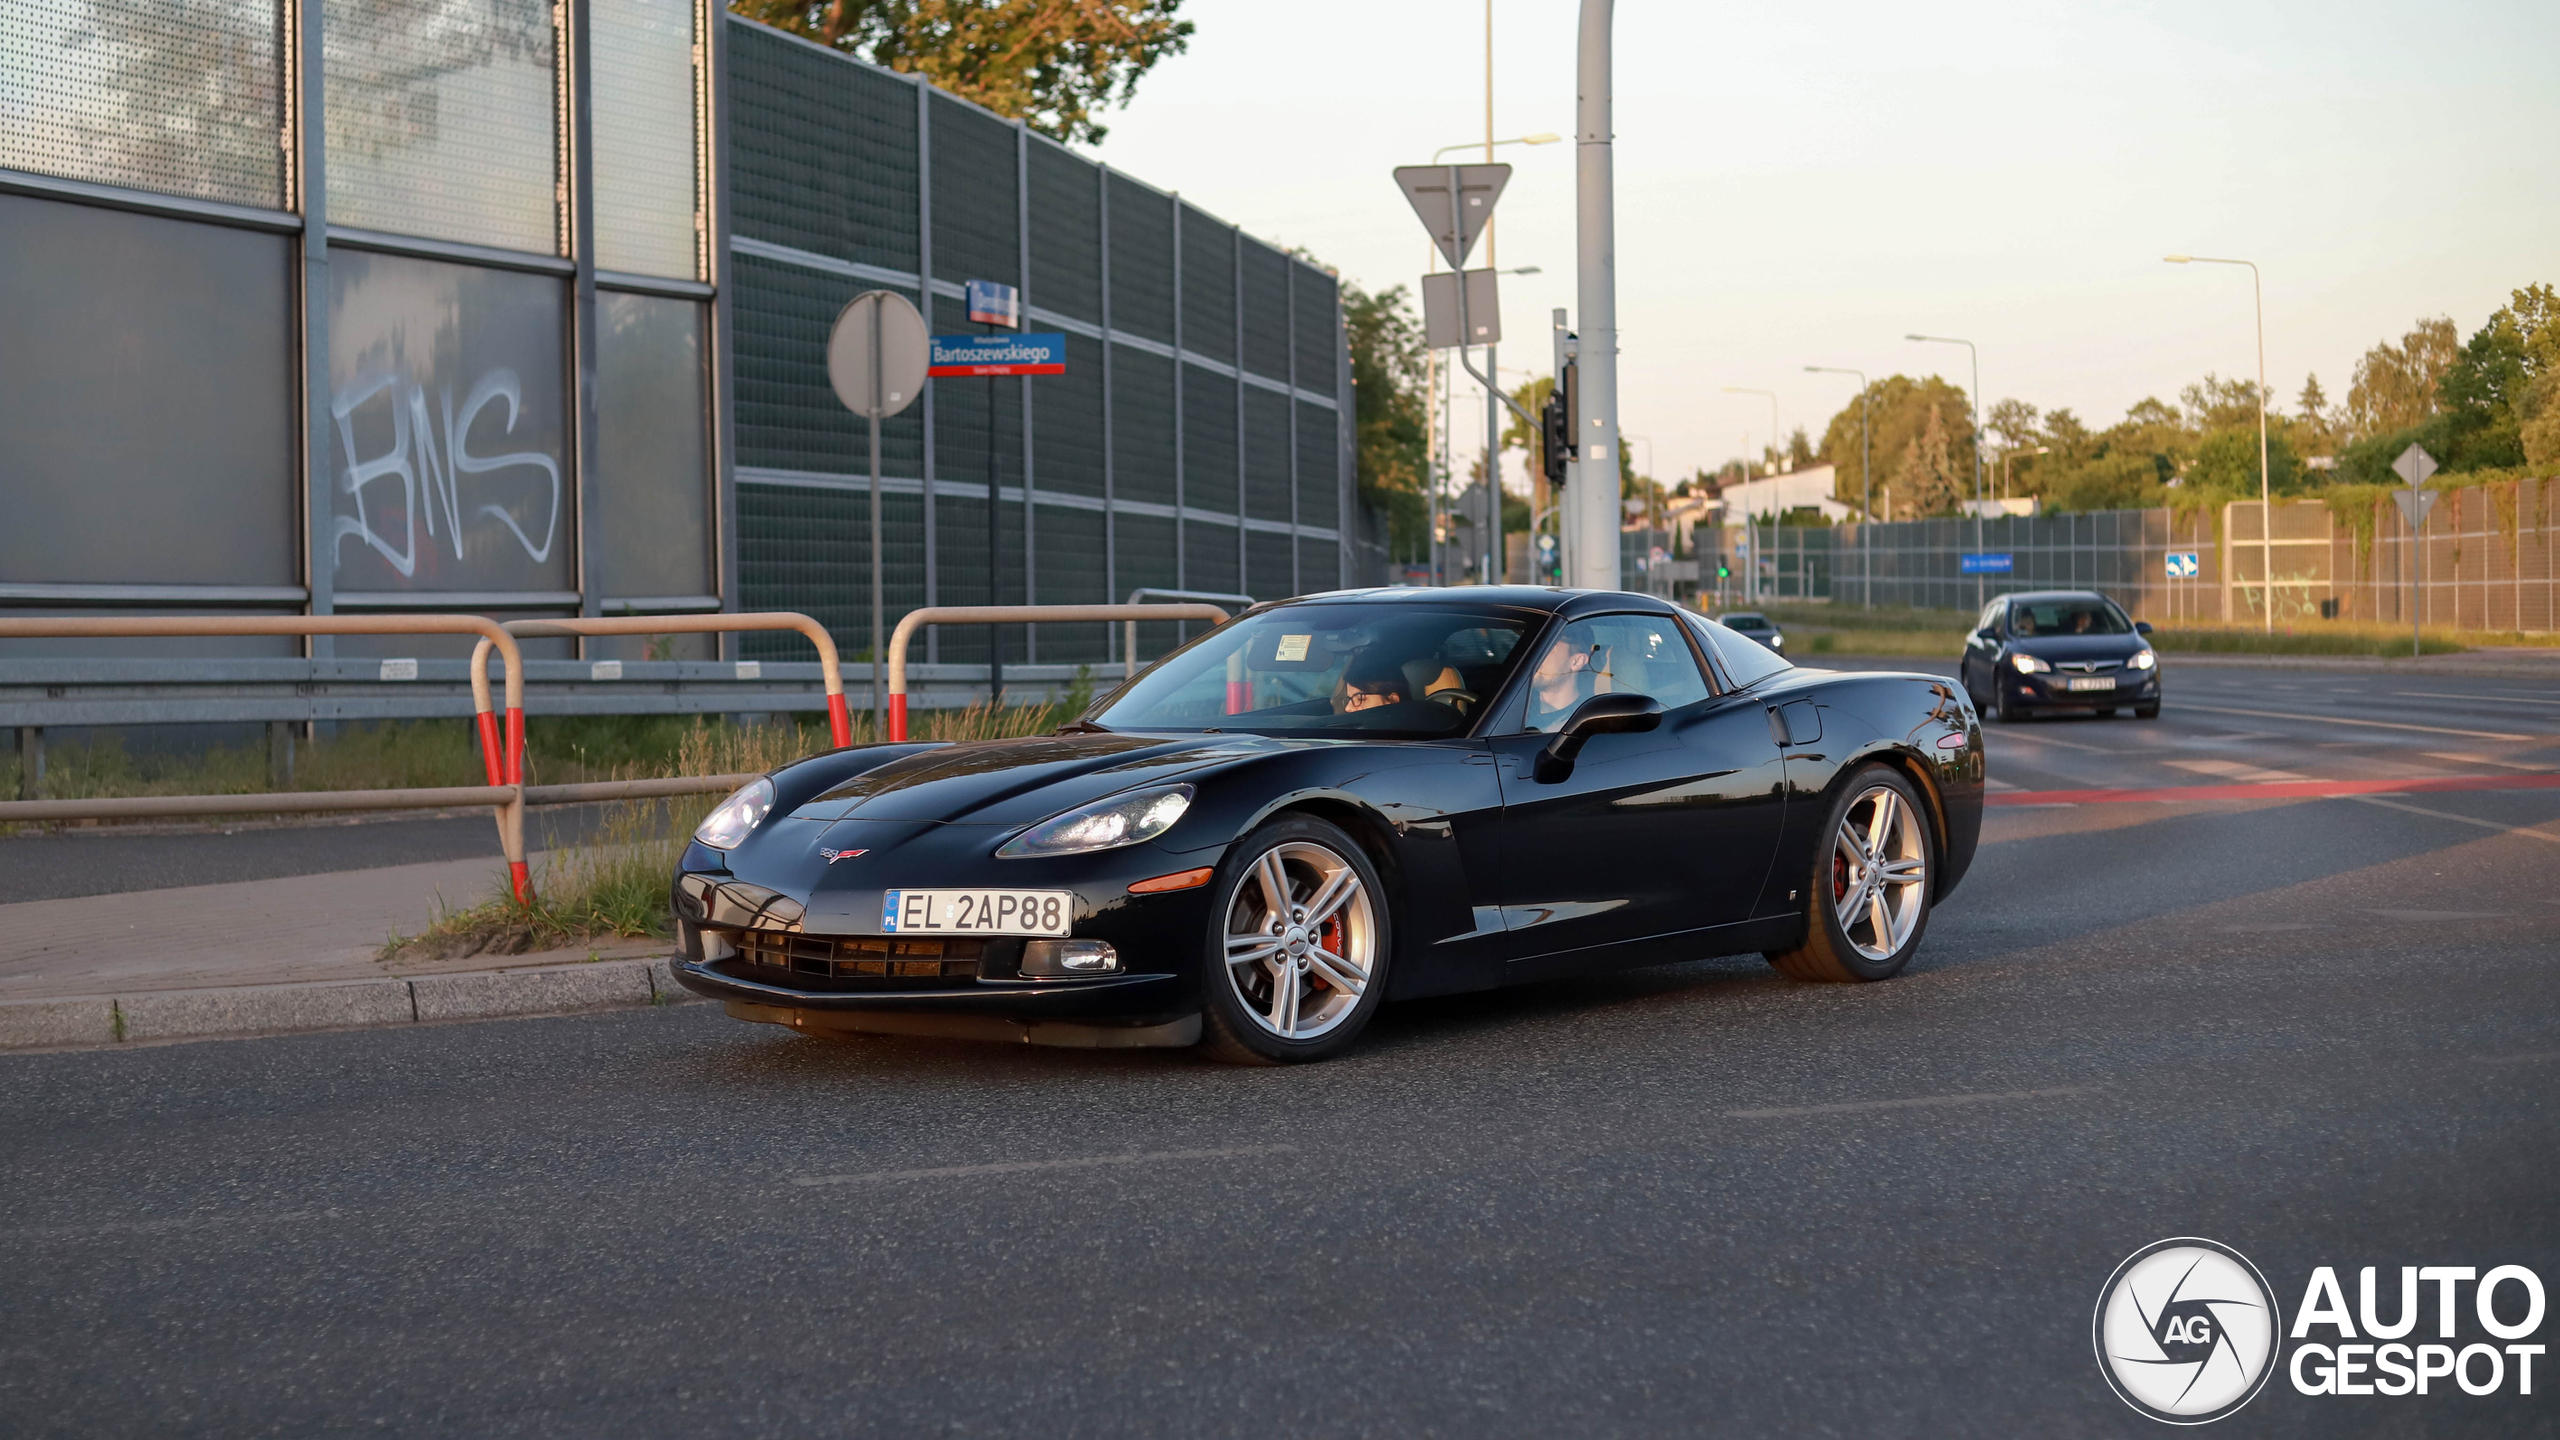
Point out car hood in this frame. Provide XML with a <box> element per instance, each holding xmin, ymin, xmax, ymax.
<box><xmin>2007</xmin><ymin>633</ymin><xmax>2146</xmax><ymax>662</ymax></box>
<box><xmin>783</xmin><ymin>731</ymin><xmax>1297</xmax><ymax>827</ymax></box>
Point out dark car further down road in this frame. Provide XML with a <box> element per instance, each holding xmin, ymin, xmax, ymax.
<box><xmin>671</xmin><ymin>588</ymin><xmax>1983</xmax><ymax>1063</ymax></box>
<box><xmin>1958</xmin><ymin>590</ymin><xmax>2161</xmax><ymax>721</ymax></box>
<box><xmin>1714</xmin><ymin>611</ymin><xmax>1786</xmax><ymax>653</ymax></box>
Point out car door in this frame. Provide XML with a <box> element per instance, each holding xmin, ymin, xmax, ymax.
<box><xmin>1487</xmin><ymin>612</ymin><xmax>1790</xmax><ymax>964</ymax></box>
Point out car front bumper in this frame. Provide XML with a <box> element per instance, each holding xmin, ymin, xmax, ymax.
<box><xmin>2002</xmin><ymin>672</ymin><xmax>2159</xmax><ymax>708</ymax></box>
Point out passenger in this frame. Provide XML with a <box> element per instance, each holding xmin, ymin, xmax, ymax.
<box><xmin>1334</xmin><ymin>652</ymin><xmax>1409</xmax><ymax>714</ymax></box>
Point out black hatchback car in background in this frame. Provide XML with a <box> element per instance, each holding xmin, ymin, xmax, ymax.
<box><xmin>1958</xmin><ymin>590</ymin><xmax>2161</xmax><ymax>720</ymax></box>
<box><xmin>1713</xmin><ymin>611</ymin><xmax>1786</xmax><ymax>654</ymax></box>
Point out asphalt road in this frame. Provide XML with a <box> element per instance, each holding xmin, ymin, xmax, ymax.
<box><xmin>3</xmin><ymin>663</ymin><xmax>2557</xmax><ymax>1436</ymax></box>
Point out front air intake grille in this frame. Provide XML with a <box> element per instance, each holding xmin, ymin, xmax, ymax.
<box><xmin>719</xmin><ymin>932</ymin><xmax>987</xmax><ymax>989</ymax></box>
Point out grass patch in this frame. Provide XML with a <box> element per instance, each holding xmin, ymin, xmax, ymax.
<box><xmin>2149</xmin><ymin>625</ymin><xmax>2467</xmax><ymax>656</ymax></box>
<box><xmin>379</xmin><ymin>695</ymin><xmax>1086</xmax><ymax>962</ymax></box>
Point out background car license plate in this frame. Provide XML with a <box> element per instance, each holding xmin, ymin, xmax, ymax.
<box><xmin>883</xmin><ymin>889</ymin><xmax>1072</xmax><ymax>935</ymax></box>
<box><xmin>2066</xmin><ymin>676</ymin><xmax>2116</xmax><ymax>691</ymax></box>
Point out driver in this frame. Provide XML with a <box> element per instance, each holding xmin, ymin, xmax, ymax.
<box><xmin>1334</xmin><ymin>652</ymin><xmax>1409</xmax><ymax>713</ymax></box>
<box><xmin>1526</xmin><ymin>637</ymin><xmax>1600</xmax><ymax>731</ymax></box>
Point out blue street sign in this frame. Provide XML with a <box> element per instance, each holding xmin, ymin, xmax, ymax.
<box><xmin>964</xmin><ymin>278</ymin><xmax>1019</xmax><ymax>328</ymax></box>
<box><xmin>1960</xmin><ymin>552</ymin><xmax>2013</xmax><ymax>575</ymax></box>
<box><xmin>928</xmin><ymin>332</ymin><xmax>1066</xmax><ymax>377</ymax></box>
<box><xmin>2165</xmin><ymin>551</ymin><xmax>2200</xmax><ymax>578</ymax></box>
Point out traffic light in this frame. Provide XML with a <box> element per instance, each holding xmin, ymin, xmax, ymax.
<box><xmin>1717</xmin><ymin>563</ymin><xmax>1731</xmax><ymax>579</ymax></box>
<box><xmin>1540</xmin><ymin>386</ymin><xmax>1570</xmax><ymax>486</ymax></box>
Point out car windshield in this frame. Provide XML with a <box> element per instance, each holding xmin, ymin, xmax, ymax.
<box><xmin>2009</xmin><ymin>597</ymin><xmax>2133</xmax><ymax>637</ymax></box>
<box><xmin>1720</xmin><ymin>614</ymin><xmax>1770</xmax><ymax>631</ymax></box>
<box><xmin>1091</xmin><ymin>602</ymin><xmax>1533</xmax><ymax>737</ymax></box>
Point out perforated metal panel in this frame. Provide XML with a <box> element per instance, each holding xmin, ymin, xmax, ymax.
<box><xmin>591</xmin><ymin>0</ymin><xmax>698</xmax><ymax>278</ymax></box>
<box><xmin>1292</xmin><ymin>263</ymin><xmax>1338</xmax><ymax>386</ymax></box>
<box><xmin>1110</xmin><ymin>345</ymin><xmax>1175</xmax><ymax>506</ymax></box>
<box><xmin>1295</xmin><ymin>400</ymin><xmax>1340</xmax><ymax>536</ymax></box>
<box><xmin>730</xmin><ymin>254</ymin><xmax>924</xmax><ymax>475</ymax></box>
<box><xmin>1027</xmin><ymin>139</ymin><xmax>1100</xmax><ymax>324</ymax></box>
<box><xmin>1242</xmin><ymin>386</ymin><xmax>1291</xmax><ymax>523</ymax></box>
<box><xmin>1181</xmin><ymin>361</ymin><xmax>1237</xmax><ymax>517</ymax></box>
<box><xmin>1178</xmin><ymin>204</ymin><xmax>1233</xmax><ymax>361</ymax></box>
<box><xmin>1031</xmin><ymin>331</ymin><xmax>1106</xmax><ymax>498</ymax></box>
<box><xmin>1029</xmin><ymin>501</ymin><xmax>1109</xmax><ymax>664</ymax></box>
<box><xmin>928</xmin><ymin>94</ymin><xmax>1017</xmax><ymax>289</ymax></box>
<box><xmin>738</xmin><ymin>484</ymin><xmax>927</xmax><ymax>663</ymax></box>
<box><xmin>1105</xmin><ymin>173</ymin><xmax>1172</xmax><ymax>344</ymax></box>
<box><xmin>324</xmin><ymin>0</ymin><xmax>559</xmax><ymax>252</ymax></box>
<box><xmin>929</xmin><ymin>490</ymin><xmax>1023</xmax><ymax>665</ymax></box>
<box><xmin>0</xmin><ymin>0</ymin><xmax>287</xmax><ymax>209</ymax></box>
<box><xmin>1115</xmin><ymin>510</ymin><xmax>1180</xmax><ymax>657</ymax></box>
<box><xmin>1246</xmin><ymin>530</ymin><xmax>1296</xmax><ymax>605</ymax></box>
<box><xmin>1184</xmin><ymin>516</ymin><xmax>1239</xmax><ymax>599</ymax></box>
<box><xmin>725</xmin><ymin>19</ymin><xmax>918</xmax><ymax>273</ymax></box>
<box><xmin>1239</xmin><ymin>239</ymin><xmax>1290</xmax><ymax>382</ymax></box>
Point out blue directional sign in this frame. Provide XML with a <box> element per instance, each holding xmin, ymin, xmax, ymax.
<box><xmin>928</xmin><ymin>332</ymin><xmax>1066</xmax><ymax>377</ymax></box>
<box><xmin>1960</xmin><ymin>552</ymin><xmax>2013</xmax><ymax>575</ymax></box>
<box><xmin>2165</xmin><ymin>551</ymin><xmax>2200</xmax><ymax>578</ymax></box>
<box><xmin>964</xmin><ymin>278</ymin><xmax>1019</xmax><ymax>328</ymax></box>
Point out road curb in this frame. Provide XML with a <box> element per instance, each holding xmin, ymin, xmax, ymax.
<box><xmin>1820</xmin><ymin>650</ymin><xmax>2560</xmax><ymax>679</ymax></box>
<box><xmin>0</xmin><ymin>957</ymin><xmax>701</xmax><ymax>1053</ymax></box>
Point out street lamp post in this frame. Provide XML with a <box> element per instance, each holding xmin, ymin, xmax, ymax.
<box><xmin>1806</xmin><ymin>365</ymin><xmax>1870</xmax><ymax>607</ymax></box>
<box><xmin>2165</xmin><ymin>254</ymin><xmax>2273</xmax><ymax>633</ymax></box>
<box><xmin>2000</xmin><ymin>444</ymin><xmax>2049</xmax><ymax>501</ymax></box>
<box><xmin>1573</xmin><ymin>0</ymin><xmax>1621</xmax><ymax>591</ymax></box>
<box><xmin>1723</xmin><ymin>388</ymin><xmax>1778</xmax><ymax>602</ymax></box>
<box><xmin>1906</xmin><ymin>334</ymin><xmax>1984</xmax><ymax>608</ymax></box>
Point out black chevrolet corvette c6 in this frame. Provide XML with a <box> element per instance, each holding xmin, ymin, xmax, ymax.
<box><xmin>670</xmin><ymin>587</ymin><xmax>1984</xmax><ymax>1064</ymax></box>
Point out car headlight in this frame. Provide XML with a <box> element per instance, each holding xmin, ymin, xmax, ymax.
<box><xmin>998</xmin><ymin>785</ymin><xmax>1193</xmax><ymax>858</ymax></box>
<box><xmin>2010</xmin><ymin>653</ymin><xmax>2050</xmax><ymax>674</ymax></box>
<box><xmin>692</xmin><ymin>776</ymin><xmax>775</xmax><ymax>850</ymax></box>
<box><xmin>2130</xmin><ymin>649</ymin><xmax>2157</xmax><ymax>670</ymax></box>
<box><xmin>1768</xmin><ymin>634</ymin><xmax>1784</xmax><ymax>648</ymax></box>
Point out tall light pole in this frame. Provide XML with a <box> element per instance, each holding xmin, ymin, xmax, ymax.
<box><xmin>1807</xmin><ymin>365</ymin><xmax>1870</xmax><ymax>607</ymax></box>
<box><xmin>1573</xmin><ymin>0</ymin><xmax>1620</xmax><ymax>590</ymax></box>
<box><xmin>2000</xmin><ymin>444</ymin><xmax>2049</xmax><ymax>501</ymax></box>
<box><xmin>1907</xmin><ymin>333</ymin><xmax>1984</xmax><ymax>607</ymax></box>
<box><xmin>2165</xmin><ymin>254</ymin><xmax>2272</xmax><ymax>633</ymax></box>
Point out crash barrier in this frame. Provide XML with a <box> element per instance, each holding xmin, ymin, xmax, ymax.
<box><xmin>0</xmin><ymin>615</ymin><xmax>539</xmax><ymax>902</ymax></box>
<box><xmin>468</xmin><ymin>613</ymin><xmax>852</xmax><ymax>749</ymax></box>
<box><xmin>887</xmin><ymin>604</ymin><xmax>1235</xmax><ymax>741</ymax></box>
<box><xmin>1122</xmin><ymin>589</ymin><xmax>1256</xmax><ymax>681</ymax></box>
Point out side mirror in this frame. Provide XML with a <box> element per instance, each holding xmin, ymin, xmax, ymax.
<box><xmin>2135</xmin><ymin>620</ymin><xmax>2154</xmax><ymax>635</ymax></box>
<box><xmin>1537</xmin><ymin>693</ymin><xmax>1664</xmax><ymax>782</ymax></box>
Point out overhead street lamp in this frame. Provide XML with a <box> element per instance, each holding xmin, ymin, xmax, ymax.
<box><xmin>2165</xmin><ymin>254</ymin><xmax>2273</xmax><ymax>633</ymax></box>
<box><xmin>1806</xmin><ymin>366</ymin><xmax>1871</xmax><ymax>608</ymax></box>
<box><xmin>1906</xmin><ymin>333</ymin><xmax>1987</xmax><ymax>608</ymax></box>
<box><xmin>2001</xmin><ymin>444</ymin><xmax>2049</xmax><ymax>501</ymax></box>
<box><xmin>1430</xmin><ymin>133</ymin><xmax>1561</xmax><ymax>164</ymax></box>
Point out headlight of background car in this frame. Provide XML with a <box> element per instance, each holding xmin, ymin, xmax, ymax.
<box><xmin>2130</xmin><ymin>649</ymin><xmax>2158</xmax><ymax>670</ymax></box>
<box><xmin>998</xmin><ymin>785</ymin><xmax>1193</xmax><ymax>858</ymax></box>
<box><xmin>693</xmin><ymin>776</ymin><xmax>775</xmax><ymax>850</ymax></box>
<box><xmin>2010</xmin><ymin>653</ymin><xmax>2051</xmax><ymax>674</ymax></box>
<box><xmin>1768</xmin><ymin>633</ymin><xmax>1784</xmax><ymax>648</ymax></box>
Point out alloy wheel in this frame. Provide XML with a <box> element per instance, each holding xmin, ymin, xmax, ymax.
<box><xmin>1222</xmin><ymin>840</ymin><xmax>1377</xmax><ymax>1040</ymax></box>
<box><xmin>1829</xmin><ymin>783</ymin><xmax>1929</xmax><ymax>962</ymax></box>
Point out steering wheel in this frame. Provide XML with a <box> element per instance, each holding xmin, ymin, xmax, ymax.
<box><xmin>1426</xmin><ymin>687</ymin><xmax>1481</xmax><ymax>716</ymax></box>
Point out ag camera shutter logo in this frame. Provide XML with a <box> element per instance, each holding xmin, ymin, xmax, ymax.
<box><xmin>2094</xmin><ymin>1237</ymin><xmax>2281</xmax><ymax>1424</ymax></box>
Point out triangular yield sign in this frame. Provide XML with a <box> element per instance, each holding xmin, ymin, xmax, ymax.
<box><xmin>1393</xmin><ymin>163</ymin><xmax>1512</xmax><ymax>271</ymax></box>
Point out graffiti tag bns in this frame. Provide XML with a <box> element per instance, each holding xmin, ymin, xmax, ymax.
<box><xmin>331</xmin><ymin>367</ymin><xmax>561</xmax><ymax>577</ymax></box>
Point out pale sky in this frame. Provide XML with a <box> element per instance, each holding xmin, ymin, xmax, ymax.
<box><xmin>1092</xmin><ymin>0</ymin><xmax>2560</xmax><ymax>489</ymax></box>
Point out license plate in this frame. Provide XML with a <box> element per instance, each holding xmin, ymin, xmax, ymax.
<box><xmin>882</xmin><ymin>888</ymin><xmax>1072</xmax><ymax>936</ymax></box>
<box><xmin>2066</xmin><ymin>676</ymin><xmax>2116</xmax><ymax>692</ymax></box>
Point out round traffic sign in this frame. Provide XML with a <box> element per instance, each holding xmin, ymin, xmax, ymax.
<box><xmin>826</xmin><ymin>290</ymin><xmax>929</xmax><ymax>419</ymax></box>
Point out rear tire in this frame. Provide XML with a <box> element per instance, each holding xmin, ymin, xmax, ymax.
<box><xmin>1196</xmin><ymin>815</ymin><xmax>1392</xmax><ymax>1065</ymax></box>
<box><xmin>1765</xmin><ymin>766</ymin><xmax>1936</xmax><ymax>983</ymax></box>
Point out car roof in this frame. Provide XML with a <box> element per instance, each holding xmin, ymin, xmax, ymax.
<box><xmin>1276</xmin><ymin>586</ymin><xmax>1680</xmax><ymax>621</ymax></box>
<box><xmin>2002</xmin><ymin>590</ymin><xmax>2113</xmax><ymax>604</ymax></box>
<box><xmin>1716</xmin><ymin>611</ymin><xmax>1770</xmax><ymax>622</ymax></box>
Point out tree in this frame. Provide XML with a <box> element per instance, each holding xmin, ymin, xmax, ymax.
<box><xmin>1784</xmin><ymin>427</ymin><xmax>1816</xmax><ymax>471</ymax></box>
<box><xmin>1814</xmin><ymin>374</ymin><xmax>1974</xmax><ymax>515</ymax></box>
<box><xmin>2189</xmin><ymin>426</ymin><xmax>2303</xmax><ymax>496</ymax></box>
<box><xmin>1890</xmin><ymin>401</ymin><xmax>1969</xmax><ymax>517</ymax></box>
<box><xmin>1341</xmin><ymin>282</ymin><xmax>1430</xmax><ymax>562</ymax></box>
<box><xmin>2294</xmin><ymin>374</ymin><xmax>2343</xmax><ymax>457</ymax></box>
<box><xmin>2180</xmin><ymin>373</ymin><xmax>2267</xmax><ymax>433</ymax></box>
<box><xmin>2041</xmin><ymin>407</ymin><xmax>2094</xmax><ymax>464</ymax></box>
<box><xmin>1985</xmin><ymin>397</ymin><xmax>2041</xmax><ymax>453</ymax></box>
<box><xmin>731</xmin><ymin>0</ymin><xmax>1192</xmax><ymax>144</ymax></box>
<box><xmin>2346</xmin><ymin>316</ymin><xmax>2460</xmax><ymax>438</ymax></box>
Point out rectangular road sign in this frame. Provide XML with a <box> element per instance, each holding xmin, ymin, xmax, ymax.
<box><xmin>1420</xmin><ymin>269</ymin><xmax>1501</xmax><ymax>348</ymax></box>
<box><xmin>1960</xmin><ymin>552</ymin><xmax>2013</xmax><ymax>575</ymax></box>
<box><xmin>928</xmin><ymin>332</ymin><xmax>1065</xmax><ymax>377</ymax></box>
<box><xmin>2165</xmin><ymin>551</ymin><xmax>2199</xmax><ymax>578</ymax></box>
<box><xmin>2393</xmin><ymin>487</ymin><xmax>2438</xmax><ymax>529</ymax></box>
<box><xmin>964</xmin><ymin>279</ymin><xmax>1019</xmax><ymax>328</ymax></box>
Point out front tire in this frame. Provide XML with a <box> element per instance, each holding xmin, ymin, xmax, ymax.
<box><xmin>1196</xmin><ymin>815</ymin><xmax>1392</xmax><ymax>1065</ymax></box>
<box><xmin>1765</xmin><ymin>766</ymin><xmax>1935</xmax><ymax>983</ymax></box>
<box><xmin>2134</xmin><ymin>699</ymin><xmax>2161</xmax><ymax>719</ymax></box>
<box><xmin>1991</xmin><ymin>682</ymin><xmax>2019</xmax><ymax>723</ymax></box>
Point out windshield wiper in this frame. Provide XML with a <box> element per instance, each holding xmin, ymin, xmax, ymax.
<box><xmin>1053</xmin><ymin>719</ymin><xmax>1114</xmax><ymax>735</ymax></box>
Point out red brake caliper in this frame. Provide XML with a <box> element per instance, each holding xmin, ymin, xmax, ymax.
<box><xmin>1314</xmin><ymin>914</ymin><xmax>1345</xmax><ymax>990</ymax></box>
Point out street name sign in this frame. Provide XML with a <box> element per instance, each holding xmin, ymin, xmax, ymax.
<box><xmin>2165</xmin><ymin>551</ymin><xmax>2200</xmax><ymax>578</ymax></box>
<box><xmin>928</xmin><ymin>332</ymin><xmax>1067</xmax><ymax>377</ymax></box>
<box><xmin>965</xmin><ymin>278</ymin><xmax>1020</xmax><ymax>328</ymax></box>
<box><xmin>2392</xmin><ymin>443</ymin><xmax>2439</xmax><ymax>487</ymax></box>
<box><xmin>1392</xmin><ymin>163</ymin><xmax>1511</xmax><ymax>270</ymax></box>
<box><xmin>1960</xmin><ymin>552</ymin><xmax>2014</xmax><ymax>575</ymax></box>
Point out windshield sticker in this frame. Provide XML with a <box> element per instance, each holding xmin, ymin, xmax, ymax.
<box><xmin>1273</xmin><ymin>633</ymin><xmax>1312</xmax><ymax>663</ymax></box>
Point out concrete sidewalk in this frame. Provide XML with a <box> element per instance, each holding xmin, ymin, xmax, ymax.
<box><xmin>0</xmin><ymin>854</ymin><xmax>692</xmax><ymax>1051</ymax></box>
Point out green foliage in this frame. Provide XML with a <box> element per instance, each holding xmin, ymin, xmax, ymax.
<box><xmin>2042</xmin><ymin>452</ymin><xmax>2165</xmax><ymax>513</ymax></box>
<box><xmin>1816</xmin><ymin>374</ymin><xmax>1975</xmax><ymax>517</ymax></box>
<box><xmin>2188</xmin><ymin>425</ymin><xmax>2303</xmax><ymax>496</ymax></box>
<box><xmin>730</xmin><ymin>0</ymin><xmax>1192</xmax><ymax>144</ymax></box>
<box><xmin>1342</xmin><ymin>281</ymin><xmax>1431</xmax><ymax>563</ymax></box>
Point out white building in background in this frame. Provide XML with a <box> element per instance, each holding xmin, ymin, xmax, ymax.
<box><xmin>1715</xmin><ymin>464</ymin><xmax>1857</xmax><ymax>524</ymax></box>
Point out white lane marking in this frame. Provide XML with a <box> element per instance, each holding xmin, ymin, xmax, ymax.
<box><xmin>1982</xmin><ymin>729</ymin><xmax>2114</xmax><ymax>753</ymax></box>
<box><xmin>2365</xmin><ymin>908</ymin><xmax>2510</xmax><ymax>921</ymax></box>
<box><xmin>2</xmin><ymin>1209</ymin><xmax>341</xmax><ymax>1243</ymax></box>
<box><xmin>2166</xmin><ymin>758</ymin><xmax>2308</xmax><ymax>782</ymax></box>
<box><xmin>2176</xmin><ymin>703</ymin><xmax>2538</xmax><ymax>742</ymax></box>
<box><xmin>791</xmin><ymin>1143</ymin><xmax>1297</xmax><ymax>1187</ymax></box>
<box><xmin>2349</xmin><ymin>795</ymin><xmax>2560</xmax><ymax>843</ymax></box>
<box><xmin>2478</xmin><ymin>1051</ymin><xmax>2560</xmax><ymax>1065</ymax></box>
<box><xmin>2395</xmin><ymin>690</ymin><xmax>2560</xmax><ymax>707</ymax></box>
<box><xmin>1727</xmin><ymin>1085</ymin><xmax>2089</xmax><ymax>1119</ymax></box>
<box><xmin>2425</xmin><ymin>751</ymin><xmax>2554</xmax><ymax>771</ymax></box>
